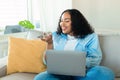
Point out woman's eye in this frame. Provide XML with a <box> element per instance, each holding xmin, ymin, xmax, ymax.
<box><xmin>65</xmin><ymin>21</ymin><xmax>70</xmax><ymax>22</ymax></box>
<box><xmin>60</xmin><ymin>20</ymin><xmax>70</xmax><ymax>23</ymax></box>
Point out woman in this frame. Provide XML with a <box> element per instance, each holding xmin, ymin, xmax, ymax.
<box><xmin>34</xmin><ymin>9</ymin><xmax>114</xmax><ymax>80</ymax></box>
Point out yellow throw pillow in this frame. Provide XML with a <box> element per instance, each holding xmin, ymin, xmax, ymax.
<box><xmin>7</xmin><ymin>37</ymin><xmax>47</xmax><ymax>75</ymax></box>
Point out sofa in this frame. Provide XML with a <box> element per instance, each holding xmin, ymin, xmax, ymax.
<box><xmin>0</xmin><ymin>30</ymin><xmax>120</xmax><ymax>80</ymax></box>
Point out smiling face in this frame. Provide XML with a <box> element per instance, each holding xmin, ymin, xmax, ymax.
<box><xmin>60</xmin><ymin>12</ymin><xmax>73</xmax><ymax>36</ymax></box>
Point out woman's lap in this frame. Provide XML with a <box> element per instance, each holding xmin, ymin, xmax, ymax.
<box><xmin>74</xmin><ymin>66</ymin><xmax>115</xmax><ymax>80</ymax></box>
<box><xmin>34</xmin><ymin>66</ymin><xmax>115</xmax><ymax>80</ymax></box>
<box><xmin>34</xmin><ymin>71</ymin><xmax>73</xmax><ymax>80</ymax></box>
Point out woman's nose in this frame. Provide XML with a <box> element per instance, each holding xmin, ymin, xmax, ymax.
<box><xmin>60</xmin><ymin>22</ymin><xmax>65</xmax><ymax>26</ymax></box>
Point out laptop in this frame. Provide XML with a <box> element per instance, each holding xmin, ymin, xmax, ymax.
<box><xmin>46</xmin><ymin>50</ymin><xmax>86</xmax><ymax>76</ymax></box>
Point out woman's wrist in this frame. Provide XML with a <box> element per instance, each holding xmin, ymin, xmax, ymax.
<box><xmin>47</xmin><ymin>43</ymin><xmax>53</xmax><ymax>49</ymax></box>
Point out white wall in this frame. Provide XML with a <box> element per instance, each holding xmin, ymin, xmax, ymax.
<box><xmin>72</xmin><ymin>0</ymin><xmax>120</xmax><ymax>31</ymax></box>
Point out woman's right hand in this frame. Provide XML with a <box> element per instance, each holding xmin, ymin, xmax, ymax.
<box><xmin>41</xmin><ymin>32</ymin><xmax>53</xmax><ymax>49</ymax></box>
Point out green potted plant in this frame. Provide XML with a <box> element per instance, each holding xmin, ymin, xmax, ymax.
<box><xmin>18</xmin><ymin>20</ymin><xmax>35</xmax><ymax>30</ymax></box>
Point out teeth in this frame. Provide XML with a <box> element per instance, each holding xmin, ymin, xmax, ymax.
<box><xmin>62</xmin><ymin>28</ymin><xmax>66</xmax><ymax>30</ymax></box>
<box><xmin>62</xmin><ymin>27</ymin><xmax>66</xmax><ymax>29</ymax></box>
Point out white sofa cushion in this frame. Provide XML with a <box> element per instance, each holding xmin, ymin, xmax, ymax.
<box><xmin>99</xmin><ymin>34</ymin><xmax>120</xmax><ymax>77</ymax></box>
<box><xmin>0</xmin><ymin>73</ymin><xmax>36</xmax><ymax>80</ymax></box>
<box><xmin>0</xmin><ymin>57</ymin><xmax>7</xmax><ymax>77</ymax></box>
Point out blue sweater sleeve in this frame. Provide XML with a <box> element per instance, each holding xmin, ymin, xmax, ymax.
<box><xmin>85</xmin><ymin>33</ymin><xmax>102</xmax><ymax>68</ymax></box>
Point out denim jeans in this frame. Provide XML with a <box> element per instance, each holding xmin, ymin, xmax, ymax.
<box><xmin>34</xmin><ymin>66</ymin><xmax>115</xmax><ymax>80</ymax></box>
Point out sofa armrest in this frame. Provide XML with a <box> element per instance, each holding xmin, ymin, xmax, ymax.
<box><xmin>0</xmin><ymin>56</ymin><xmax>7</xmax><ymax>77</ymax></box>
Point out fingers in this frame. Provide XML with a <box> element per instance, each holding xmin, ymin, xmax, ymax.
<box><xmin>39</xmin><ymin>32</ymin><xmax>52</xmax><ymax>44</ymax></box>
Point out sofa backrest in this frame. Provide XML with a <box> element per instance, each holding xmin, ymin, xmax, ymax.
<box><xmin>99</xmin><ymin>34</ymin><xmax>120</xmax><ymax>77</ymax></box>
<box><xmin>0</xmin><ymin>32</ymin><xmax>27</xmax><ymax>58</ymax></box>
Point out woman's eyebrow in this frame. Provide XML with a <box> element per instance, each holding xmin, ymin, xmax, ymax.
<box><xmin>61</xmin><ymin>18</ymin><xmax>71</xmax><ymax>21</ymax></box>
<box><xmin>65</xmin><ymin>18</ymin><xmax>71</xmax><ymax>20</ymax></box>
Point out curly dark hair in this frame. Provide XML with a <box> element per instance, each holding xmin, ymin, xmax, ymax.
<box><xmin>57</xmin><ymin>9</ymin><xmax>94</xmax><ymax>38</ymax></box>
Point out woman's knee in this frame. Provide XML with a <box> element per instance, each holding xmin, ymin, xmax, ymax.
<box><xmin>34</xmin><ymin>71</ymin><xmax>58</xmax><ymax>80</ymax></box>
<box><xmin>34</xmin><ymin>71</ymin><xmax>47</xmax><ymax>80</ymax></box>
<box><xmin>75</xmin><ymin>66</ymin><xmax>115</xmax><ymax>80</ymax></box>
<box><xmin>87</xmin><ymin>66</ymin><xmax>115</xmax><ymax>80</ymax></box>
